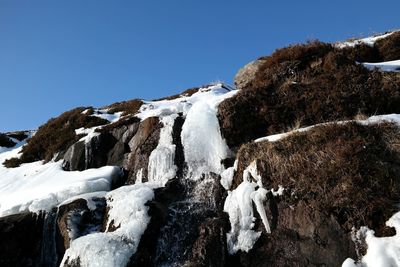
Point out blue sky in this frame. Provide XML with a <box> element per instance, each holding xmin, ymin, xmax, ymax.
<box><xmin>0</xmin><ymin>0</ymin><xmax>399</xmax><ymax>132</ymax></box>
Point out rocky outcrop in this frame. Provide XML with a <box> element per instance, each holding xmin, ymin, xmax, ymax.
<box><xmin>234</xmin><ymin>58</ymin><xmax>267</xmax><ymax>90</ymax></box>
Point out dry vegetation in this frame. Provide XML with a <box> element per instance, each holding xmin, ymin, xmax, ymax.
<box><xmin>152</xmin><ymin>87</ymin><xmax>200</xmax><ymax>101</ymax></box>
<box><xmin>105</xmin><ymin>99</ymin><xmax>143</xmax><ymax>116</ymax></box>
<box><xmin>219</xmin><ymin>34</ymin><xmax>400</xmax><ymax>148</ymax></box>
<box><xmin>235</xmin><ymin>122</ymin><xmax>400</xmax><ymax>236</ymax></box>
<box><xmin>3</xmin><ymin>107</ymin><xmax>109</xmax><ymax>167</ymax></box>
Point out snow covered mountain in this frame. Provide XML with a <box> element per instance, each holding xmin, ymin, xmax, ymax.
<box><xmin>1</xmin><ymin>30</ymin><xmax>400</xmax><ymax>267</ymax></box>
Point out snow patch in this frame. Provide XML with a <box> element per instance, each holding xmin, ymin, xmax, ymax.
<box><xmin>361</xmin><ymin>59</ymin><xmax>400</xmax><ymax>72</ymax></box>
<box><xmin>92</xmin><ymin>109</ymin><xmax>122</xmax><ymax>123</ymax></box>
<box><xmin>136</xmin><ymin>83</ymin><xmax>237</xmax><ymax>121</ymax></box>
<box><xmin>256</xmin><ymin>114</ymin><xmax>400</xmax><ymax>143</ymax></box>
<box><xmin>336</xmin><ymin>31</ymin><xmax>398</xmax><ymax>48</ymax></box>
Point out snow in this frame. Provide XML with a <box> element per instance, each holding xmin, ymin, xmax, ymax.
<box><xmin>361</xmin><ymin>59</ymin><xmax>400</xmax><ymax>72</ymax></box>
<box><xmin>76</xmin><ymin>127</ymin><xmax>101</xmax><ymax>144</ymax></box>
<box><xmin>256</xmin><ymin>114</ymin><xmax>400</xmax><ymax>143</ymax></box>
<box><xmin>92</xmin><ymin>109</ymin><xmax>122</xmax><ymax>123</ymax></box>
<box><xmin>336</xmin><ymin>31</ymin><xmax>398</xmax><ymax>48</ymax></box>
<box><xmin>0</xmin><ymin>139</ymin><xmax>122</xmax><ymax>217</ymax></box>
<box><xmin>75</xmin><ymin>109</ymin><xmax>122</xmax><ymax>144</ymax></box>
<box><xmin>342</xmin><ymin>212</ymin><xmax>400</xmax><ymax>267</ymax></box>
<box><xmin>59</xmin><ymin>191</ymin><xmax>107</xmax><ymax>211</ymax></box>
<box><xmin>61</xmin><ymin>183</ymin><xmax>155</xmax><ymax>267</ymax></box>
<box><xmin>136</xmin><ymin>83</ymin><xmax>237</xmax><ymax>121</ymax></box>
<box><xmin>271</xmin><ymin>185</ymin><xmax>284</xmax><ymax>197</ymax></box>
<box><xmin>147</xmin><ymin>115</ymin><xmax>177</xmax><ymax>186</ymax></box>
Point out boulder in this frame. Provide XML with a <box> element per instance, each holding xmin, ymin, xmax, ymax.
<box><xmin>234</xmin><ymin>58</ymin><xmax>267</xmax><ymax>90</ymax></box>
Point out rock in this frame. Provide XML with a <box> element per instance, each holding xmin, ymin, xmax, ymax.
<box><xmin>185</xmin><ymin>217</ymin><xmax>230</xmax><ymax>267</ymax></box>
<box><xmin>57</xmin><ymin>197</ymin><xmax>106</xmax><ymax>251</ymax></box>
<box><xmin>0</xmin><ymin>211</ymin><xmax>63</xmax><ymax>267</ymax></box>
<box><xmin>0</xmin><ymin>212</ymin><xmax>45</xmax><ymax>267</ymax></box>
<box><xmin>62</xmin><ymin>132</ymin><xmax>117</xmax><ymax>171</ymax></box>
<box><xmin>234</xmin><ymin>58</ymin><xmax>267</xmax><ymax>90</ymax></box>
<box><xmin>125</xmin><ymin>117</ymin><xmax>162</xmax><ymax>184</ymax></box>
<box><xmin>62</xmin><ymin>141</ymin><xmax>86</xmax><ymax>171</ymax></box>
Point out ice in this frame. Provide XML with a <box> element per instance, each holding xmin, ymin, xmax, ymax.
<box><xmin>251</xmin><ymin>187</ymin><xmax>271</xmax><ymax>233</ymax></box>
<box><xmin>361</xmin><ymin>59</ymin><xmax>400</xmax><ymax>72</ymax></box>
<box><xmin>220</xmin><ymin>166</ymin><xmax>235</xmax><ymax>190</ymax></box>
<box><xmin>181</xmin><ymin>86</ymin><xmax>236</xmax><ymax>179</ymax></box>
<box><xmin>61</xmin><ymin>183</ymin><xmax>155</xmax><ymax>267</ymax></box>
<box><xmin>224</xmin><ymin>179</ymin><xmax>261</xmax><ymax>254</ymax></box>
<box><xmin>147</xmin><ymin>115</ymin><xmax>177</xmax><ymax>186</ymax></box>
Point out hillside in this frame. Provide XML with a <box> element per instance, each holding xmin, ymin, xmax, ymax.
<box><xmin>1</xmin><ymin>30</ymin><xmax>400</xmax><ymax>267</ymax></box>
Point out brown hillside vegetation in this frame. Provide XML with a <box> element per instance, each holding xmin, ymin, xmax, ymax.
<box><xmin>105</xmin><ymin>99</ymin><xmax>143</xmax><ymax>116</ymax></box>
<box><xmin>219</xmin><ymin>37</ymin><xmax>400</xmax><ymax>148</ymax></box>
<box><xmin>234</xmin><ymin>122</ymin><xmax>400</xmax><ymax>235</ymax></box>
<box><xmin>3</xmin><ymin>107</ymin><xmax>109</xmax><ymax>167</ymax></box>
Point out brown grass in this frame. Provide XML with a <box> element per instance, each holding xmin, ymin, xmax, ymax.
<box><xmin>152</xmin><ymin>87</ymin><xmax>200</xmax><ymax>101</ymax></box>
<box><xmin>105</xmin><ymin>99</ymin><xmax>143</xmax><ymax>116</ymax></box>
<box><xmin>375</xmin><ymin>31</ymin><xmax>400</xmax><ymax>61</ymax></box>
<box><xmin>219</xmin><ymin>39</ymin><xmax>400</xmax><ymax>148</ymax></box>
<box><xmin>235</xmin><ymin>122</ymin><xmax>400</xmax><ymax>235</ymax></box>
<box><xmin>3</xmin><ymin>107</ymin><xmax>109</xmax><ymax>167</ymax></box>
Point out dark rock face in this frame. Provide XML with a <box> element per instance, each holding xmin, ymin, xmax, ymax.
<box><xmin>62</xmin><ymin>132</ymin><xmax>117</xmax><ymax>171</ymax></box>
<box><xmin>57</xmin><ymin>198</ymin><xmax>106</xmax><ymax>250</ymax></box>
<box><xmin>186</xmin><ymin>217</ymin><xmax>230</xmax><ymax>267</ymax></box>
<box><xmin>125</xmin><ymin>117</ymin><xmax>162</xmax><ymax>184</ymax></box>
<box><xmin>0</xmin><ymin>213</ymin><xmax>44</xmax><ymax>267</ymax></box>
<box><xmin>0</xmin><ymin>212</ymin><xmax>60</xmax><ymax>267</ymax></box>
<box><xmin>0</xmin><ymin>133</ymin><xmax>16</xmax><ymax>148</ymax></box>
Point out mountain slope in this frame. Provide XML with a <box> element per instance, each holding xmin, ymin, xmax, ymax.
<box><xmin>1</xmin><ymin>30</ymin><xmax>400</xmax><ymax>267</ymax></box>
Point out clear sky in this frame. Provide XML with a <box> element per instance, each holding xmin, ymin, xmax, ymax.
<box><xmin>0</xmin><ymin>0</ymin><xmax>399</xmax><ymax>132</ymax></box>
